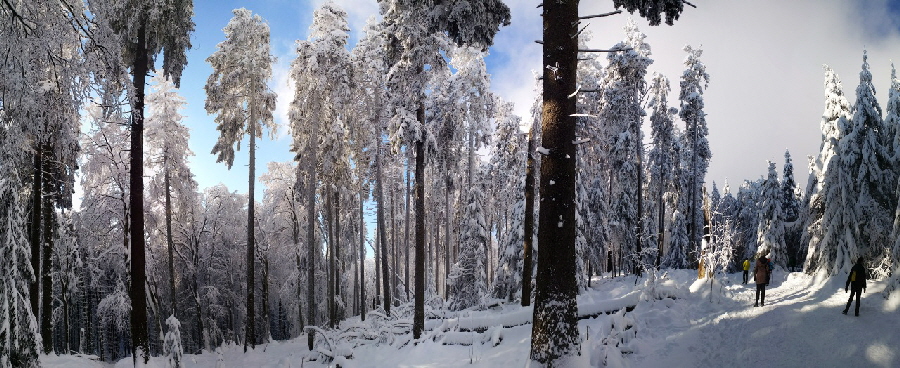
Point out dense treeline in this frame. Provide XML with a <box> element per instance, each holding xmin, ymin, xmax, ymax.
<box><xmin>3</xmin><ymin>0</ymin><xmax>900</xmax><ymax>367</ymax></box>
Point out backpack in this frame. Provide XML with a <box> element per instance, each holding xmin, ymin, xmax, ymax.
<box><xmin>850</xmin><ymin>271</ymin><xmax>856</xmax><ymax>282</ymax></box>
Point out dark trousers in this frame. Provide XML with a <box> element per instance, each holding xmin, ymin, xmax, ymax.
<box><xmin>755</xmin><ymin>284</ymin><xmax>766</xmax><ymax>306</ymax></box>
<box><xmin>743</xmin><ymin>270</ymin><xmax>749</xmax><ymax>284</ymax></box>
<box><xmin>844</xmin><ymin>289</ymin><xmax>862</xmax><ymax>316</ymax></box>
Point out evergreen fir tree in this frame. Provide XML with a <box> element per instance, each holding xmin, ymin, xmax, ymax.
<box><xmin>679</xmin><ymin>45</ymin><xmax>711</xmax><ymax>266</ymax></box>
<box><xmin>757</xmin><ymin>161</ymin><xmax>787</xmax><ymax>270</ymax></box>
<box><xmin>448</xmin><ymin>176</ymin><xmax>488</xmax><ymax>311</ymax></box>
<box><xmin>803</xmin><ymin>66</ymin><xmax>852</xmax><ymax>274</ymax></box>
<box><xmin>781</xmin><ymin>150</ymin><xmax>800</xmax><ymax>223</ymax></box>
<box><xmin>845</xmin><ymin>51</ymin><xmax>891</xmax><ymax>275</ymax></box>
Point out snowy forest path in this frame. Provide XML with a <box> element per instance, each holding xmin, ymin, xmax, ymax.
<box><xmin>634</xmin><ymin>272</ymin><xmax>900</xmax><ymax>368</ymax></box>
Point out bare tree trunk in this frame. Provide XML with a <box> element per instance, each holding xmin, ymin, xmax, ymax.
<box><xmin>359</xmin><ymin>190</ymin><xmax>366</xmax><ymax>321</ymax></box>
<box><xmin>391</xmin><ymin>185</ymin><xmax>398</xmax><ymax>305</ymax></box>
<box><xmin>636</xmin><ymin>139</ymin><xmax>644</xmax><ymax>277</ymax></box>
<box><xmin>165</xmin><ymin>162</ymin><xmax>176</xmax><ymax>317</ymax></box>
<box><xmin>376</xmin><ymin>141</ymin><xmax>391</xmax><ymax>316</ymax></box>
<box><xmin>305</xmin><ymin>131</ymin><xmax>318</xmax><ymax>350</ymax></box>
<box><xmin>327</xmin><ymin>186</ymin><xmax>335</xmax><ymax>328</ymax></box>
<box><xmin>262</xmin><ymin>253</ymin><xmax>270</xmax><ymax>341</ymax></box>
<box><xmin>41</xmin><ymin>148</ymin><xmax>54</xmax><ymax>353</ymax></box>
<box><xmin>29</xmin><ymin>145</ymin><xmax>42</xmax><ymax>326</ymax></box>
<box><xmin>413</xmin><ymin>103</ymin><xmax>426</xmax><ymax>339</ymax></box>
<box><xmin>530</xmin><ymin>0</ymin><xmax>580</xmax><ymax>363</ymax></box>
<box><xmin>335</xmin><ymin>190</ymin><xmax>342</xmax><ymax>321</ymax></box>
<box><xmin>522</xmin><ymin>129</ymin><xmax>535</xmax><ymax>307</ymax></box>
<box><xmin>245</xmin><ymin>108</ymin><xmax>257</xmax><ymax>352</ymax></box>
<box><xmin>130</xmin><ymin>24</ymin><xmax>150</xmax><ymax>365</ymax></box>
<box><xmin>444</xmin><ymin>177</ymin><xmax>451</xmax><ymax>301</ymax></box>
<box><xmin>404</xmin><ymin>158</ymin><xmax>411</xmax><ymax>301</ymax></box>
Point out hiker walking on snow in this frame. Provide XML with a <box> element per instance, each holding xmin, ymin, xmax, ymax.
<box><xmin>754</xmin><ymin>251</ymin><xmax>771</xmax><ymax>307</ymax></box>
<box><xmin>742</xmin><ymin>258</ymin><xmax>750</xmax><ymax>284</ymax></box>
<box><xmin>843</xmin><ymin>257</ymin><xmax>868</xmax><ymax>317</ymax></box>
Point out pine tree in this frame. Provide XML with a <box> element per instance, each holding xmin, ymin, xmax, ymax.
<box><xmin>490</xmin><ymin>102</ymin><xmax>526</xmax><ymax>301</ymax></box>
<box><xmin>448</xmin><ymin>180</ymin><xmax>488</xmax><ymax>310</ymax></box>
<box><xmin>647</xmin><ymin>72</ymin><xmax>677</xmax><ymax>268</ymax></box>
<box><xmin>679</xmin><ymin>45</ymin><xmax>711</xmax><ymax>267</ymax></box>
<box><xmin>846</xmin><ymin>51</ymin><xmax>891</xmax><ymax>275</ymax></box>
<box><xmin>0</xmin><ymin>168</ymin><xmax>41</xmax><ymax>368</ymax></box>
<box><xmin>163</xmin><ymin>315</ymin><xmax>184</xmax><ymax>368</ymax></box>
<box><xmin>781</xmin><ymin>150</ymin><xmax>800</xmax><ymax>223</ymax></box>
<box><xmin>803</xmin><ymin>66</ymin><xmax>851</xmax><ymax>274</ymax></box>
<box><xmin>205</xmin><ymin>8</ymin><xmax>277</xmax><ymax>351</ymax></box>
<box><xmin>887</xmin><ymin>63</ymin><xmax>900</xmax><ymax>297</ymax></box>
<box><xmin>757</xmin><ymin>161</ymin><xmax>787</xmax><ymax>269</ymax></box>
<box><xmin>600</xmin><ymin>19</ymin><xmax>653</xmax><ymax>276</ymax></box>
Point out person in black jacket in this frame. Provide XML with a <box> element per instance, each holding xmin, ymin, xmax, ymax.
<box><xmin>843</xmin><ymin>257</ymin><xmax>868</xmax><ymax>317</ymax></box>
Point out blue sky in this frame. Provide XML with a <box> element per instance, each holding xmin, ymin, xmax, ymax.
<box><xmin>166</xmin><ymin>0</ymin><xmax>900</xmax><ymax>203</ymax></box>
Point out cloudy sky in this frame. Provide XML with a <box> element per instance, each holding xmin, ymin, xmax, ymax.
<box><xmin>171</xmin><ymin>0</ymin><xmax>900</xmax><ymax>200</ymax></box>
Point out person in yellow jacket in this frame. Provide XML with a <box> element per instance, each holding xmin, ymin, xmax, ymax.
<box><xmin>742</xmin><ymin>258</ymin><xmax>750</xmax><ymax>284</ymax></box>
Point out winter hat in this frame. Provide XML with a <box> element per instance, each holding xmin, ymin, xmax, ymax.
<box><xmin>857</xmin><ymin>257</ymin><xmax>864</xmax><ymax>264</ymax></box>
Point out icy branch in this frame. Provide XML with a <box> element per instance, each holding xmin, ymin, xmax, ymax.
<box><xmin>536</xmin><ymin>147</ymin><xmax>550</xmax><ymax>155</ymax></box>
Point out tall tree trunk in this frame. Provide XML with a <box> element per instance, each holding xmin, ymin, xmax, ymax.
<box><xmin>327</xmin><ymin>186</ymin><xmax>335</xmax><ymax>328</ymax></box>
<box><xmin>405</xmin><ymin>156</ymin><xmax>411</xmax><ymax>300</ymax></box>
<box><xmin>130</xmin><ymin>24</ymin><xmax>150</xmax><ymax>365</ymax></box>
<box><xmin>359</xmin><ymin>190</ymin><xmax>366</xmax><ymax>321</ymax></box>
<box><xmin>30</xmin><ymin>145</ymin><xmax>42</xmax><ymax>325</ymax></box>
<box><xmin>335</xmin><ymin>190</ymin><xmax>342</xmax><ymax>320</ymax></box>
<box><xmin>413</xmin><ymin>104</ymin><xmax>426</xmax><ymax>339</ymax></box>
<box><xmin>391</xmin><ymin>185</ymin><xmax>398</xmax><ymax>305</ymax></box>
<box><xmin>530</xmin><ymin>0</ymin><xmax>580</xmax><ymax>363</ymax></box>
<box><xmin>262</xmin><ymin>253</ymin><xmax>270</xmax><ymax>341</ymax></box>
<box><xmin>636</xmin><ymin>141</ymin><xmax>643</xmax><ymax>277</ymax></box>
<box><xmin>657</xmin><ymin>166</ymin><xmax>665</xmax><ymax>269</ymax></box>
<box><xmin>523</xmin><ymin>129</ymin><xmax>535</xmax><ymax>307</ymax></box>
<box><xmin>305</xmin><ymin>134</ymin><xmax>317</xmax><ymax>350</ymax></box>
<box><xmin>41</xmin><ymin>157</ymin><xmax>54</xmax><ymax>353</ymax></box>
<box><xmin>245</xmin><ymin>110</ymin><xmax>257</xmax><ymax>352</ymax></box>
<box><xmin>444</xmin><ymin>177</ymin><xmax>451</xmax><ymax>301</ymax></box>
<box><xmin>376</xmin><ymin>142</ymin><xmax>391</xmax><ymax>316</ymax></box>
<box><xmin>165</xmin><ymin>162</ymin><xmax>176</xmax><ymax>317</ymax></box>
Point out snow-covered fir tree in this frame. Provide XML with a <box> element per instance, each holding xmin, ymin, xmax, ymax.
<box><xmin>803</xmin><ymin>66</ymin><xmax>852</xmax><ymax>274</ymax></box>
<box><xmin>781</xmin><ymin>150</ymin><xmax>800</xmax><ymax>223</ymax></box>
<box><xmin>599</xmin><ymin>19</ymin><xmax>653</xmax><ymax>275</ymax></box>
<box><xmin>448</xmin><ymin>170</ymin><xmax>488</xmax><ymax>311</ymax></box>
<box><xmin>647</xmin><ymin>72</ymin><xmax>678</xmax><ymax>268</ymax></box>
<box><xmin>679</xmin><ymin>45</ymin><xmax>711</xmax><ymax>265</ymax></box>
<box><xmin>491</xmin><ymin>101</ymin><xmax>526</xmax><ymax>301</ymax></box>
<box><xmin>0</xmin><ymin>161</ymin><xmax>40</xmax><ymax>368</ymax></box>
<box><xmin>163</xmin><ymin>315</ymin><xmax>184</xmax><ymax>368</ymax></box>
<box><xmin>757</xmin><ymin>161</ymin><xmax>787</xmax><ymax>270</ymax></box>
<box><xmin>888</xmin><ymin>63</ymin><xmax>900</xmax><ymax>297</ymax></box>
<box><xmin>848</xmin><ymin>51</ymin><xmax>891</xmax><ymax>275</ymax></box>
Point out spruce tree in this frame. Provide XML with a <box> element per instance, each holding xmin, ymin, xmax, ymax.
<box><xmin>205</xmin><ymin>8</ymin><xmax>278</xmax><ymax>351</ymax></box>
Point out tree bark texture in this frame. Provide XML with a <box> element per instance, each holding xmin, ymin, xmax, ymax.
<box><xmin>530</xmin><ymin>0</ymin><xmax>581</xmax><ymax>363</ymax></box>
<box><xmin>245</xmin><ymin>108</ymin><xmax>257</xmax><ymax>352</ymax></box>
<box><xmin>376</xmin><ymin>141</ymin><xmax>391</xmax><ymax>316</ymax></box>
<box><xmin>41</xmin><ymin>151</ymin><xmax>54</xmax><ymax>353</ymax></box>
<box><xmin>305</xmin><ymin>132</ymin><xmax>317</xmax><ymax>350</ymax></box>
<box><xmin>130</xmin><ymin>24</ymin><xmax>150</xmax><ymax>366</ymax></box>
<box><xmin>522</xmin><ymin>129</ymin><xmax>535</xmax><ymax>307</ymax></box>
<box><xmin>413</xmin><ymin>104</ymin><xmax>426</xmax><ymax>339</ymax></box>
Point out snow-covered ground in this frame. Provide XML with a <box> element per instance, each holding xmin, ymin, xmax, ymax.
<box><xmin>42</xmin><ymin>270</ymin><xmax>900</xmax><ymax>368</ymax></box>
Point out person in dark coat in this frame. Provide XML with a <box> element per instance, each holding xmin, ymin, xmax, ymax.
<box><xmin>843</xmin><ymin>257</ymin><xmax>868</xmax><ymax>316</ymax></box>
<box><xmin>754</xmin><ymin>251</ymin><xmax>771</xmax><ymax>307</ymax></box>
